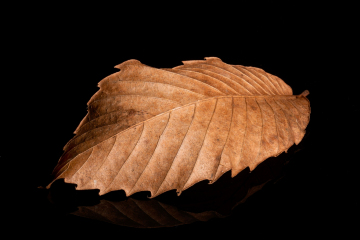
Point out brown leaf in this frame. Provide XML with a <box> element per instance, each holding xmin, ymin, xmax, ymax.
<box><xmin>47</xmin><ymin>57</ymin><xmax>310</xmax><ymax>198</ymax></box>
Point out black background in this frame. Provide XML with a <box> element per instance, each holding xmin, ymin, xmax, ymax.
<box><xmin>6</xmin><ymin>2</ymin><xmax>357</xmax><ymax>238</ymax></box>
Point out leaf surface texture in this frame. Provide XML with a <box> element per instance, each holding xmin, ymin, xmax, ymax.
<box><xmin>48</xmin><ymin>57</ymin><xmax>310</xmax><ymax>197</ymax></box>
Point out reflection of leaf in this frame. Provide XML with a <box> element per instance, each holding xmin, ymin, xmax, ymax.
<box><xmin>46</xmin><ymin>57</ymin><xmax>310</xmax><ymax>198</ymax></box>
<box><xmin>233</xmin><ymin>180</ymin><xmax>270</xmax><ymax>209</ymax></box>
<box><xmin>71</xmin><ymin>179</ymin><xmax>272</xmax><ymax>228</ymax></box>
<box><xmin>71</xmin><ymin>177</ymin><xmax>277</xmax><ymax>228</ymax></box>
<box><xmin>72</xmin><ymin>198</ymin><xmax>226</xmax><ymax>228</ymax></box>
<box><xmin>50</xmin><ymin>144</ymin><xmax>300</xmax><ymax>228</ymax></box>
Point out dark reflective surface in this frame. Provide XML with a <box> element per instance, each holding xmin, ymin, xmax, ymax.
<box><xmin>14</xmin><ymin>12</ymin><xmax>359</xmax><ymax>237</ymax></box>
<box><xmin>39</xmin><ymin>132</ymin><xmax>309</xmax><ymax>229</ymax></box>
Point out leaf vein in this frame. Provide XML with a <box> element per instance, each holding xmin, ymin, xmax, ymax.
<box><xmin>245</xmin><ymin>67</ymin><xmax>276</xmax><ymax>95</ymax></box>
<box><xmin>173</xmin><ymin>68</ymin><xmax>243</xmax><ymax>95</ymax></box>
<box><xmin>154</xmin><ymin>104</ymin><xmax>196</xmax><ymax>196</ymax></box>
<box><xmin>264</xmin><ymin>98</ymin><xmax>280</xmax><ymax>155</ymax></box>
<box><xmin>81</xmin><ymin>135</ymin><xmax>117</xmax><ymax>187</ymax></box>
<box><xmin>238</xmin><ymin>98</ymin><xmax>248</xmax><ymax>169</ymax></box>
<box><xmin>212</xmin><ymin>96</ymin><xmax>233</xmax><ymax>182</ymax></box>
<box><xmin>68</xmin><ymin>148</ymin><xmax>94</xmax><ymax>181</ymax></box>
<box><xmin>288</xmin><ymin>99</ymin><xmax>304</xmax><ymax>129</ymax></box>
<box><xmin>89</xmin><ymin>94</ymin><xmax>181</xmax><ymax>107</ymax></box>
<box><xmin>274</xmin><ymin>99</ymin><xmax>295</xmax><ymax>145</ymax></box>
<box><xmin>104</xmin><ymin>123</ymin><xmax>145</xmax><ymax>193</ymax></box>
<box><xmin>254</xmin><ymin>98</ymin><xmax>265</xmax><ymax>164</ymax></box>
<box><xmin>251</xmin><ymin>68</ymin><xmax>281</xmax><ymax>95</ymax></box>
<box><xmin>182</xmin><ymin>99</ymin><xmax>218</xmax><ymax>191</ymax></box>
<box><xmin>229</xmin><ymin>65</ymin><xmax>270</xmax><ymax>95</ymax></box>
<box><xmin>129</xmin><ymin>112</ymin><xmax>171</xmax><ymax>194</ymax></box>
<box><xmin>198</xmin><ymin>64</ymin><xmax>259</xmax><ymax>94</ymax></box>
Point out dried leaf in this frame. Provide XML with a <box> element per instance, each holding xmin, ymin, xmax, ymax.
<box><xmin>47</xmin><ymin>57</ymin><xmax>310</xmax><ymax>198</ymax></box>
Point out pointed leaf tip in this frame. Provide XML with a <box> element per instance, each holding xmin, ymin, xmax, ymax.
<box><xmin>300</xmin><ymin>90</ymin><xmax>310</xmax><ymax>97</ymax></box>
